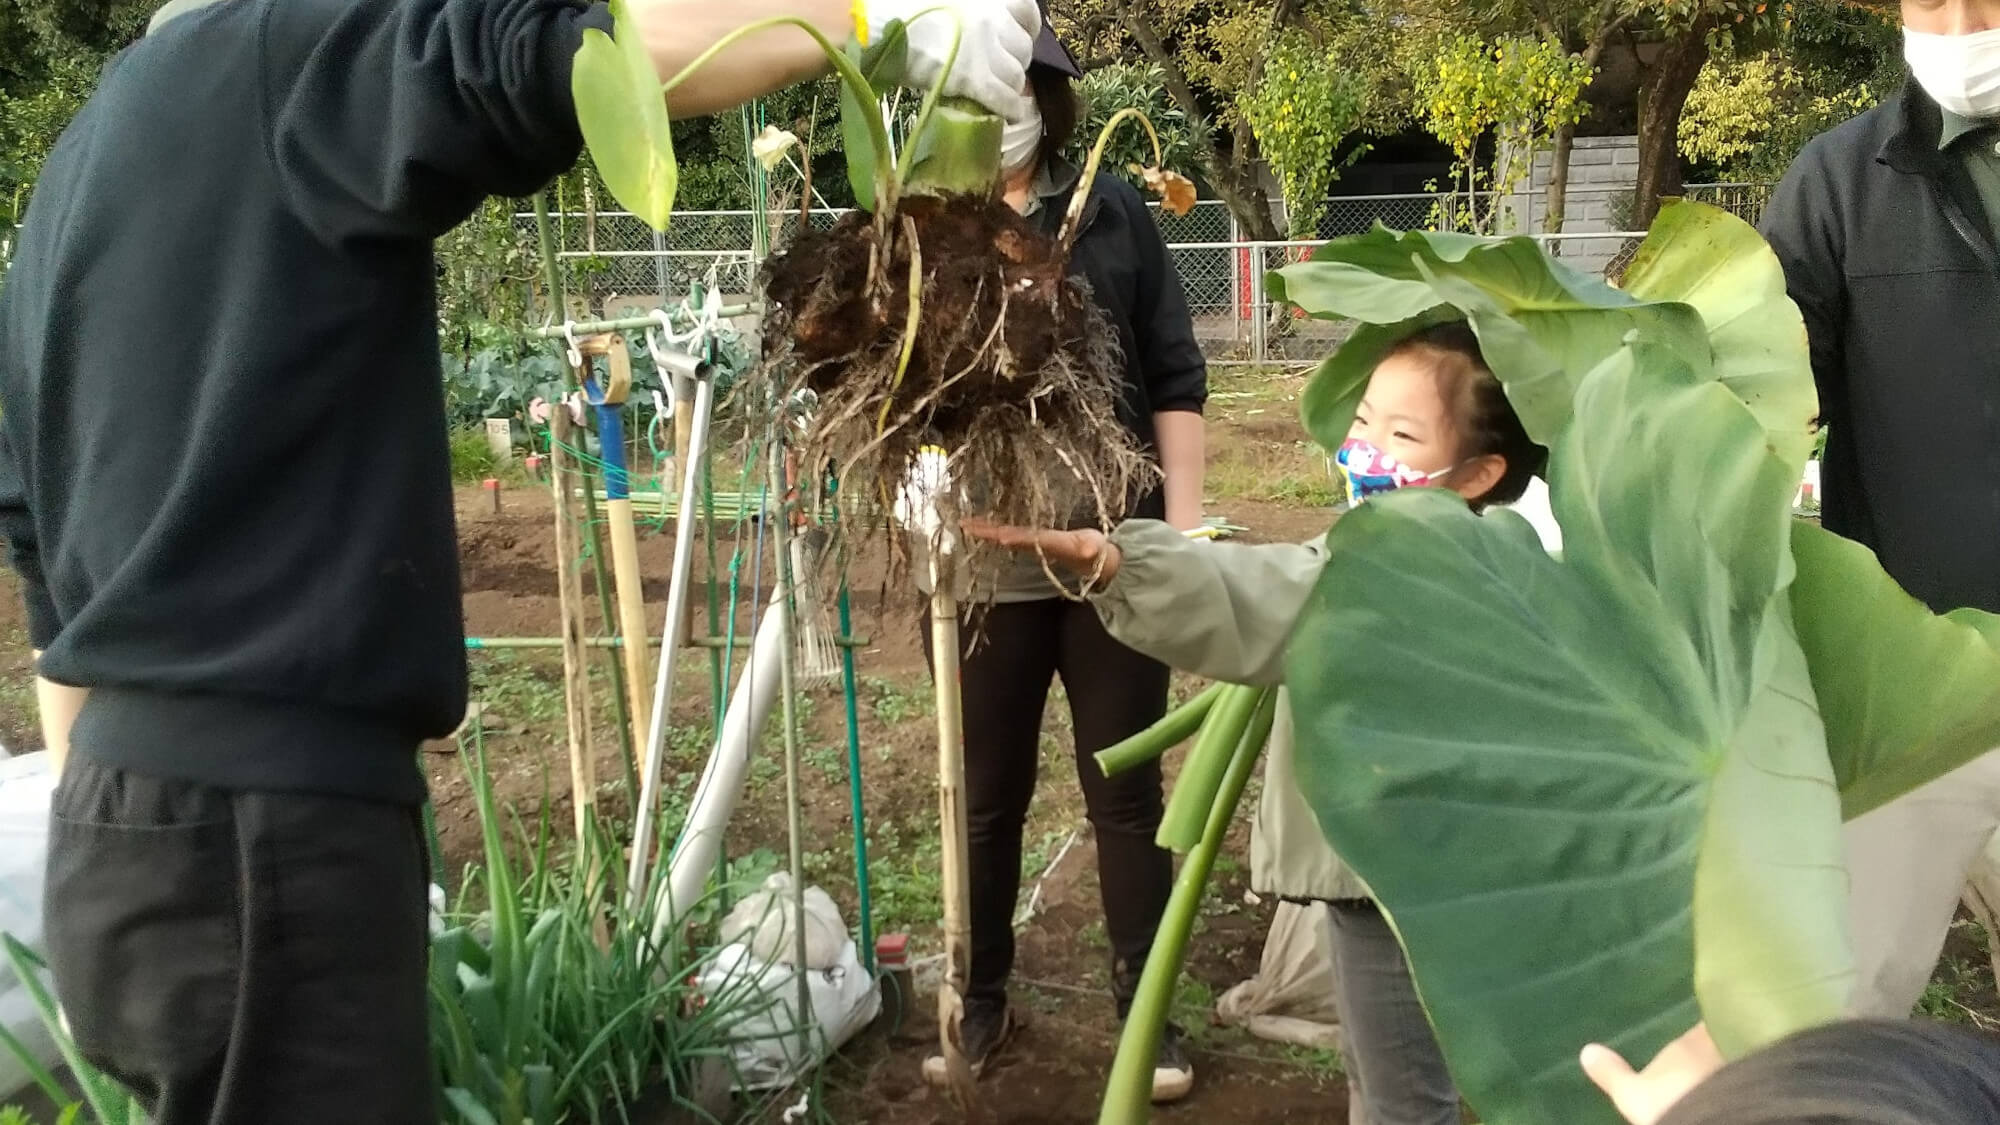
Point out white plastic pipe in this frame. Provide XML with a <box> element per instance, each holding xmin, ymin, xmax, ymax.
<box><xmin>647</xmin><ymin>584</ymin><xmax>788</xmax><ymax>947</ymax></box>
<box><xmin>627</xmin><ymin>373</ymin><xmax>716</xmax><ymax>910</ymax></box>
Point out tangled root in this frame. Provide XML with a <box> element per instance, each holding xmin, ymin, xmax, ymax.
<box><xmin>758</xmin><ymin>194</ymin><xmax>1158</xmax><ymax>594</ymax></box>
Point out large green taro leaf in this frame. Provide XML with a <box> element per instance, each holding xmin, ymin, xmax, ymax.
<box><xmin>1789</xmin><ymin>521</ymin><xmax>2000</xmax><ymax>820</ymax></box>
<box><xmin>573</xmin><ymin>0</ymin><xmax>678</xmax><ymax>231</ymax></box>
<box><xmin>1284</xmin><ymin>346</ymin><xmax>1848</xmax><ymax>1124</ymax></box>
<box><xmin>1620</xmin><ymin>202</ymin><xmax>1818</xmax><ymax>469</ymax></box>
<box><xmin>1272</xmin><ymin>202</ymin><xmax>1816</xmax><ymax>477</ymax></box>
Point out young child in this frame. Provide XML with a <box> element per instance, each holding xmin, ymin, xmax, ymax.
<box><xmin>967</xmin><ymin>321</ymin><xmax>1548</xmax><ymax>1125</ymax></box>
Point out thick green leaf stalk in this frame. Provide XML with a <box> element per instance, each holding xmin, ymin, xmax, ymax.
<box><xmin>904</xmin><ymin>98</ymin><xmax>1003</xmax><ymax>198</ymax></box>
<box><xmin>1096</xmin><ymin>682</ymin><xmax>1228</xmax><ymax>778</ymax></box>
<box><xmin>1156</xmin><ymin>684</ymin><xmax>1264</xmax><ymax>853</ymax></box>
<box><xmin>1099</xmin><ymin>688</ymin><xmax>1277</xmax><ymax>1125</ymax></box>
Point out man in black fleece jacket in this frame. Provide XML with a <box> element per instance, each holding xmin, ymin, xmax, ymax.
<box><xmin>1757</xmin><ymin>0</ymin><xmax>2000</xmax><ymax>1025</ymax></box>
<box><xmin>0</xmin><ymin>0</ymin><xmax>1036</xmax><ymax>1119</ymax></box>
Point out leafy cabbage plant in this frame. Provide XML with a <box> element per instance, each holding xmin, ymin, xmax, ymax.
<box><xmin>1270</xmin><ymin>202</ymin><xmax>2000</xmax><ymax>1125</ymax></box>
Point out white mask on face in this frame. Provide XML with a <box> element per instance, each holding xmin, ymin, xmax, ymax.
<box><xmin>1905</xmin><ymin>27</ymin><xmax>2000</xmax><ymax>120</ymax></box>
<box><xmin>1001</xmin><ymin>106</ymin><xmax>1044</xmax><ymax>179</ymax></box>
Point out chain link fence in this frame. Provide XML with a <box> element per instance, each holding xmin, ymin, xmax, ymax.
<box><xmin>518</xmin><ymin>184</ymin><xmax>1771</xmax><ymax>365</ymax></box>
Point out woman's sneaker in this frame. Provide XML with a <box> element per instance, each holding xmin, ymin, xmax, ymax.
<box><xmin>1151</xmin><ymin>1023</ymin><xmax>1196</xmax><ymax>1104</ymax></box>
<box><xmin>920</xmin><ymin>1003</ymin><xmax>1017</xmax><ymax>1089</ymax></box>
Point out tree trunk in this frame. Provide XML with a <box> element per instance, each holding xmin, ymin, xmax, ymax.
<box><xmin>1547</xmin><ymin>8</ymin><xmax>1631</xmax><ymax>240</ymax></box>
<box><xmin>1632</xmin><ymin>16</ymin><xmax>1712</xmax><ymax>229</ymax></box>
<box><xmin>1110</xmin><ymin>0</ymin><xmax>1286</xmax><ymax>243</ymax></box>
<box><xmin>1545</xmin><ymin>120</ymin><xmax>1576</xmax><ymax>240</ymax></box>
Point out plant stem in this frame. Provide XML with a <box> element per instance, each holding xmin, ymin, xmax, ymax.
<box><xmin>657</xmin><ymin>17</ymin><xmax>897</xmax><ymax>211</ymax></box>
<box><xmin>929</xmin><ymin>522</ymin><xmax>978</xmax><ymax>1111</ymax></box>
<box><xmin>1058</xmin><ymin>108</ymin><xmax>1166</xmax><ymax>258</ymax></box>
<box><xmin>904</xmin><ymin>98</ymin><xmax>1004</xmax><ymax>197</ymax></box>
<box><xmin>876</xmin><ymin>214</ymin><xmax>925</xmax><ymax>436</ymax></box>
<box><xmin>1157</xmin><ymin>685</ymin><xmax>1262</xmax><ymax>853</ymax></box>
<box><xmin>1098</xmin><ymin>688</ymin><xmax>1276</xmax><ymax>1125</ymax></box>
<box><xmin>1096</xmin><ymin>682</ymin><xmax>1227</xmax><ymax>778</ymax></box>
<box><xmin>892</xmin><ymin>6</ymin><xmax>966</xmax><ymax>188</ymax></box>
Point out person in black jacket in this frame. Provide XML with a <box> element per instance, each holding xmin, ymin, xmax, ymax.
<box><xmin>913</xmin><ymin>16</ymin><xmax>1210</xmax><ymax>1105</ymax></box>
<box><xmin>1757</xmin><ymin>0</ymin><xmax>2000</xmax><ymax>1025</ymax></box>
<box><xmin>0</xmin><ymin>0</ymin><xmax>1039</xmax><ymax>1121</ymax></box>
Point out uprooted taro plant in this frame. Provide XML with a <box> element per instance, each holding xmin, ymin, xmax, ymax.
<box><xmin>571</xmin><ymin>1</ymin><xmax>1196</xmax><ymax>585</ymax></box>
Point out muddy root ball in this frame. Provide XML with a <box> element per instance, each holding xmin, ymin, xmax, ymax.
<box><xmin>758</xmin><ymin>194</ymin><xmax>1158</xmax><ymax>587</ymax></box>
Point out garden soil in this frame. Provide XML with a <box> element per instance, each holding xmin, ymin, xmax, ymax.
<box><xmin>438</xmin><ymin>483</ymin><xmax>1346</xmax><ymax>1123</ymax></box>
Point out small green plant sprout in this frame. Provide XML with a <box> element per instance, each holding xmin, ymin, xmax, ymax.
<box><xmin>571</xmin><ymin>4</ymin><xmax>1196</xmax><ymax>583</ymax></box>
<box><xmin>1</xmin><ymin>937</ymin><xmax>148</xmax><ymax>1125</ymax></box>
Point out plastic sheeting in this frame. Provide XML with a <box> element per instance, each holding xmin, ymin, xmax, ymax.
<box><xmin>0</xmin><ymin>751</ymin><xmax>58</xmax><ymax>1100</ymax></box>
<box><xmin>1215</xmin><ymin>900</ymin><xmax>1342</xmax><ymax>1050</ymax></box>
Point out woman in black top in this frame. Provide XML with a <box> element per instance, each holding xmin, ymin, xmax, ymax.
<box><xmin>916</xmin><ymin>15</ymin><xmax>1209</xmax><ymax>1106</ymax></box>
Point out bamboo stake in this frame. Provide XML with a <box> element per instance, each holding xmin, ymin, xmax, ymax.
<box><xmin>673</xmin><ymin>371</ymin><xmax>698</xmax><ymax>648</ymax></box>
<box><xmin>767</xmin><ymin>439</ymin><xmax>820</xmax><ymax>1077</ymax></box>
<box><xmin>577</xmin><ymin>334</ymin><xmax>655</xmax><ymax>776</ymax></box>
<box><xmin>534</xmin><ymin>193</ymin><xmax>638</xmax><ymax>799</ymax></box>
<box><xmin>548</xmin><ymin>407</ymin><xmax>596</xmax><ymax>841</ymax></box>
<box><xmin>929</xmin><ymin>521</ymin><xmax>977</xmax><ymax>1113</ymax></box>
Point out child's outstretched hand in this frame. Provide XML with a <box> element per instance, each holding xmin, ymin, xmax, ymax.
<box><xmin>1581</xmin><ymin>1023</ymin><xmax>1722</xmax><ymax>1125</ymax></box>
<box><xmin>960</xmin><ymin>520</ymin><xmax>1122</xmax><ymax>582</ymax></box>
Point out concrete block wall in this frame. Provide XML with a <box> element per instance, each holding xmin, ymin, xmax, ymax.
<box><xmin>1497</xmin><ymin>135</ymin><xmax>1640</xmax><ymax>276</ymax></box>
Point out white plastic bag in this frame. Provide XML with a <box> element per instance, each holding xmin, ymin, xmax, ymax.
<box><xmin>721</xmin><ymin>873</ymin><xmax>848</xmax><ymax>971</ymax></box>
<box><xmin>696</xmin><ymin>938</ymin><xmax>881</xmax><ymax>1091</ymax></box>
<box><xmin>1215</xmin><ymin>900</ymin><xmax>1343</xmax><ymax>1050</ymax></box>
<box><xmin>0</xmin><ymin>751</ymin><xmax>58</xmax><ymax>1100</ymax></box>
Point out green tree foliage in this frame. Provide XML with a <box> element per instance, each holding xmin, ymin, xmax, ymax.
<box><xmin>1071</xmin><ymin>63</ymin><xmax>1203</xmax><ymax>191</ymax></box>
<box><xmin>1409</xmin><ymin>34</ymin><xmax>1593</xmax><ymax>232</ymax></box>
<box><xmin>671</xmin><ymin>78</ymin><xmax>855</xmax><ymax>212</ymax></box>
<box><xmin>1679</xmin><ymin>0</ymin><xmax>1899</xmax><ymax>182</ymax></box>
<box><xmin>1240</xmin><ymin>33</ymin><xmax>1373</xmax><ymax>237</ymax></box>
<box><xmin>0</xmin><ymin>0</ymin><xmax>152</xmax><ymax>209</ymax></box>
<box><xmin>1055</xmin><ymin>0</ymin><xmax>1409</xmax><ymax>240</ymax></box>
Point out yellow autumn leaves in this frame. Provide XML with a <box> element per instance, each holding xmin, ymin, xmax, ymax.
<box><xmin>1414</xmin><ymin>34</ymin><xmax>1592</xmax><ymax>165</ymax></box>
<box><xmin>1239</xmin><ymin>33</ymin><xmax>1372</xmax><ymax>238</ymax></box>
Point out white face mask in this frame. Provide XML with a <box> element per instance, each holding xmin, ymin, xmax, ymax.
<box><xmin>1001</xmin><ymin>106</ymin><xmax>1044</xmax><ymax>182</ymax></box>
<box><xmin>1905</xmin><ymin>27</ymin><xmax>2000</xmax><ymax>120</ymax></box>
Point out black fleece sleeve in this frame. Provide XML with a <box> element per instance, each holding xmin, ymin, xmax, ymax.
<box><xmin>261</xmin><ymin>0</ymin><xmax>613</xmax><ymax>243</ymax></box>
<box><xmin>1759</xmin><ymin>138</ymin><xmax>1847</xmax><ymax>424</ymax></box>
<box><xmin>0</xmin><ymin>424</ymin><xmax>58</xmax><ymax>650</ymax></box>
<box><xmin>1126</xmin><ymin>187</ymin><xmax>1208</xmax><ymax>415</ymax></box>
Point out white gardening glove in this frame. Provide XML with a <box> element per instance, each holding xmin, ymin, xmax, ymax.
<box><xmin>865</xmin><ymin>0</ymin><xmax>1040</xmax><ymax>122</ymax></box>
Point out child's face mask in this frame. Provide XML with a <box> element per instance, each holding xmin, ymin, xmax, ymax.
<box><xmin>1336</xmin><ymin>438</ymin><xmax>1452</xmax><ymax>503</ymax></box>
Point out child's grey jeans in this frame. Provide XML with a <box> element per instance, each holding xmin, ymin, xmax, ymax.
<box><xmin>1330</xmin><ymin>899</ymin><xmax>1461</xmax><ymax>1125</ymax></box>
